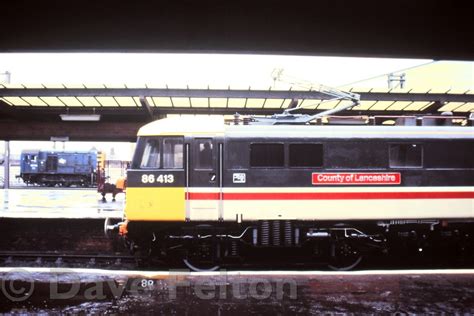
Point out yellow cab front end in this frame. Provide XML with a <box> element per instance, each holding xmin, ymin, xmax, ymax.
<box><xmin>123</xmin><ymin>117</ymin><xmax>224</xmax><ymax>225</ymax></box>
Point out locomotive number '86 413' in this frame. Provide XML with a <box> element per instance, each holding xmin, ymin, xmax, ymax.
<box><xmin>110</xmin><ymin>115</ymin><xmax>474</xmax><ymax>271</ymax></box>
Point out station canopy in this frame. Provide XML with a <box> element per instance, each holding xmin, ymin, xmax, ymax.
<box><xmin>0</xmin><ymin>55</ymin><xmax>474</xmax><ymax>120</ymax></box>
<box><xmin>0</xmin><ymin>59</ymin><xmax>472</xmax><ymax>141</ymax></box>
<box><xmin>1</xmin><ymin>84</ymin><xmax>473</xmax><ymax>118</ymax></box>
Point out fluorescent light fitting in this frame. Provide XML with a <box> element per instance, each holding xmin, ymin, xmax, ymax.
<box><xmin>60</xmin><ymin>114</ymin><xmax>101</xmax><ymax>121</ymax></box>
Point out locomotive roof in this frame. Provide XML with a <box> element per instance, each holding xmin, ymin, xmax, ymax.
<box><xmin>138</xmin><ymin>117</ymin><xmax>226</xmax><ymax>136</ymax></box>
<box><xmin>20</xmin><ymin>149</ymin><xmax>97</xmax><ymax>154</ymax></box>
<box><xmin>138</xmin><ymin>117</ymin><xmax>474</xmax><ymax>140</ymax></box>
<box><xmin>20</xmin><ymin>150</ymin><xmax>41</xmax><ymax>154</ymax></box>
<box><xmin>225</xmin><ymin>125</ymin><xmax>474</xmax><ymax>140</ymax></box>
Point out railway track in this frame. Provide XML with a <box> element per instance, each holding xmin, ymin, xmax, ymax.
<box><xmin>0</xmin><ymin>251</ymin><xmax>138</xmax><ymax>270</ymax></box>
<box><xmin>1</xmin><ymin>250</ymin><xmax>472</xmax><ymax>272</ymax></box>
<box><xmin>0</xmin><ymin>218</ymin><xmax>472</xmax><ymax>271</ymax></box>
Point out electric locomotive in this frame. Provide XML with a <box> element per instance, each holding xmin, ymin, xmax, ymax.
<box><xmin>113</xmin><ymin>114</ymin><xmax>474</xmax><ymax>271</ymax></box>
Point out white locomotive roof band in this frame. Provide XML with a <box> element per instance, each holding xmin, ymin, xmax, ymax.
<box><xmin>138</xmin><ymin>115</ymin><xmax>474</xmax><ymax>140</ymax></box>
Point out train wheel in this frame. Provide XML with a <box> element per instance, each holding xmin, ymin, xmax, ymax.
<box><xmin>39</xmin><ymin>176</ymin><xmax>48</xmax><ymax>186</ymax></box>
<box><xmin>327</xmin><ymin>240</ymin><xmax>363</xmax><ymax>271</ymax></box>
<box><xmin>130</xmin><ymin>243</ymin><xmax>152</xmax><ymax>267</ymax></box>
<box><xmin>183</xmin><ymin>258</ymin><xmax>220</xmax><ymax>272</ymax></box>
<box><xmin>103</xmin><ymin>217</ymin><xmax>114</xmax><ymax>239</ymax></box>
<box><xmin>182</xmin><ymin>241</ymin><xmax>221</xmax><ymax>272</ymax></box>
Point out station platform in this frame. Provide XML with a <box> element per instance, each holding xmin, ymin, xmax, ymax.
<box><xmin>0</xmin><ymin>188</ymin><xmax>124</xmax><ymax>219</ymax></box>
<box><xmin>0</xmin><ymin>268</ymin><xmax>473</xmax><ymax>313</ymax></box>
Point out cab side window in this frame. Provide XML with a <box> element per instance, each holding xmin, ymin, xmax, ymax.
<box><xmin>140</xmin><ymin>139</ymin><xmax>161</xmax><ymax>168</ymax></box>
<box><xmin>163</xmin><ymin>137</ymin><xmax>184</xmax><ymax>169</ymax></box>
<box><xmin>139</xmin><ymin>137</ymin><xmax>184</xmax><ymax>169</ymax></box>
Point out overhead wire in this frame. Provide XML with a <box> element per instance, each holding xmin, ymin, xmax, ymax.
<box><xmin>337</xmin><ymin>60</ymin><xmax>438</xmax><ymax>89</ymax></box>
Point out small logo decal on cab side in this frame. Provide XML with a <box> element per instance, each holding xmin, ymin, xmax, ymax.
<box><xmin>233</xmin><ymin>173</ymin><xmax>246</xmax><ymax>183</ymax></box>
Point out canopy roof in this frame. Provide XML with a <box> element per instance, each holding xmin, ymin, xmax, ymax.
<box><xmin>1</xmin><ymin>85</ymin><xmax>473</xmax><ymax>121</ymax></box>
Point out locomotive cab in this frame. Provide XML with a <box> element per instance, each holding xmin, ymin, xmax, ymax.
<box><xmin>124</xmin><ymin>117</ymin><xmax>224</xmax><ymax>222</ymax></box>
<box><xmin>126</xmin><ymin>135</ymin><xmax>186</xmax><ymax>221</ymax></box>
<box><xmin>20</xmin><ymin>151</ymin><xmax>40</xmax><ymax>174</ymax></box>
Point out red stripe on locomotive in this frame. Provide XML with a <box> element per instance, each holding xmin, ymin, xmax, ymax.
<box><xmin>187</xmin><ymin>191</ymin><xmax>474</xmax><ymax>200</ymax></box>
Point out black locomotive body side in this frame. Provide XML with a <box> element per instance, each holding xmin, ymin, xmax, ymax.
<box><xmin>223</xmin><ymin>137</ymin><xmax>474</xmax><ymax>188</ymax></box>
